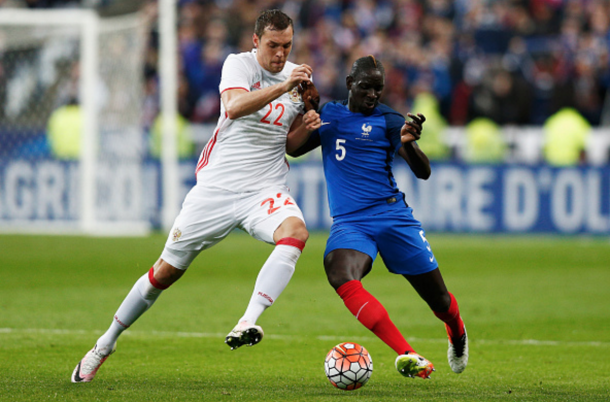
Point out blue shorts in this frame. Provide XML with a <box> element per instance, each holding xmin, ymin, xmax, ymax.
<box><xmin>325</xmin><ymin>206</ymin><xmax>438</xmax><ymax>276</ymax></box>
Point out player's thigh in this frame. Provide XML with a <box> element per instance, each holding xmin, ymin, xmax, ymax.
<box><xmin>161</xmin><ymin>185</ymin><xmax>238</xmax><ymax>270</ymax></box>
<box><xmin>324</xmin><ymin>248</ymin><xmax>374</xmax><ymax>287</ymax></box>
<box><xmin>325</xmin><ymin>219</ymin><xmax>378</xmax><ymax>262</ymax></box>
<box><xmin>376</xmin><ymin>213</ymin><xmax>438</xmax><ymax>276</ymax></box>
<box><xmin>239</xmin><ymin>187</ymin><xmax>305</xmax><ymax>244</ymax></box>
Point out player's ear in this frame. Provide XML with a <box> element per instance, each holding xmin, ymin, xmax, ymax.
<box><xmin>346</xmin><ymin>75</ymin><xmax>354</xmax><ymax>91</ymax></box>
<box><xmin>253</xmin><ymin>33</ymin><xmax>259</xmax><ymax>49</ymax></box>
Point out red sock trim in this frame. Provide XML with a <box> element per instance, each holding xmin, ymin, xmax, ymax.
<box><xmin>148</xmin><ymin>267</ymin><xmax>170</xmax><ymax>290</ymax></box>
<box><xmin>276</xmin><ymin>237</ymin><xmax>305</xmax><ymax>251</ymax></box>
<box><xmin>114</xmin><ymin>315</ymin><xmax>130</xmax><ymax>329</ymax></box>
<box><xmin>337</xmin><ymin>280</ymin><xmax>363</xmax><ymax>299</ymax></box>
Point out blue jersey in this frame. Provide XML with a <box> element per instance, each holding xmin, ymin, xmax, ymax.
<box><xmin>312</xmin><ymin>100</ymin><xmax>407</xmax><ymax>217</ymax></box>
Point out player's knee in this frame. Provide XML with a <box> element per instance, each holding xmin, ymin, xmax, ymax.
<box><xmin>429</xmin><ymin>292</ymin><xmax>451</xmax><ymax>312</ymax></box>
<box><xmin>153</xmin><ymin>259</ymin><xmax>185</xmax><ymax>286</ymax></box>
<box><xmin>292</xmin><ymin>225</ymin><xmax>309</xmax><ymax>243</ymax></box>
<box><xmin>324</xmin><ymin>265</ymin><xmax>352</xmax><ymax>290</ymax></box>
<box><xmin>274</xmin><ymin>217</ymin><xmax>308</xmax><ymax>243</ymax></box>
<box><xmin>287</xmin><ymin>218</ymin><xmax>308</xmax><ymax>243</ymax></box>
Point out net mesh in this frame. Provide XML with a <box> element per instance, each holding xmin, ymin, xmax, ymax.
<box><xmin>0</xmin><ymin>12</ymin><xmax>149</xmax><ymax>232</ymax></box>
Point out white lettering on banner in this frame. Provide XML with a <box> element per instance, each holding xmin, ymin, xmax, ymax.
<box><xmin>504</xmin><ymin>169</ymin><xmax>539</xmax><ymax>231</ymax></box>
<box><xmin>398</xmin><ymin>167</ymin><xmax>495</xmax><ymax>231</ymax></box>
<box><xmin>551</xmin><ymin>170</ymin><xmax>585</xmax><ymax>233</ymax></box>
<box><xmin>37</xmin><ymin>161</ymin><xmax>65</xmax><ymax>219</ymax></box>
<box><xmin>586</xmin><ymin>170</ymin><xmax>609</xmax><ymax>233</ymax></box>
<box><xmin>467</xmin><ymin>168</ymin><xmax>495</xmax><ymax>231</ymax></box>
<box><xmin>434</xmin><ymin>167</ymin><xmax>464</xmax><ymax>230</ymax></box>
<box><xmin>0</xmin><ymin>160</ymin><xmax>147</xmax><ymax>222</ymax></box>
<box><xmin>6</xmin><ymin>161</ymin><xmax>34</xmax><ymax>219</ymax></box>
<box><xmin>1</xmin><ymin>160</ymin><xmax>608</xmax><ymax>234</ymax></box>
<box><xmin>96</xmin><ymin>163</ymin><xmax>143</xmax><ymax>220</ymax></box>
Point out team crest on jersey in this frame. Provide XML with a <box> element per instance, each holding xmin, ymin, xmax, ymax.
<box><xmin>172</xmin><ymin>228</ymin><xmax>182</xmax><ymax>242</ymax></box>
<box><xmin>288</xmin><ymin>87</ymin><xmax>302</xmax><ymax>103</ymax></box>
<box><xmin>361</xmin><ymin>123</ymin><xmax>372</xmax><ymax>136</ymax></box>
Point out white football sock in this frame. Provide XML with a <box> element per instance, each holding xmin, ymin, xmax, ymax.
<box><xmin>239</xmin><ymin>243</ymin><xmax>302</xmax><ymax>325</ymax></box>
<box><xmin>95</xmin><ymin>272</ymin><xmax>164</xmax><ymax>354</ymax></box>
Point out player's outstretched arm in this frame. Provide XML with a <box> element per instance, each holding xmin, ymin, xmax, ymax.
<box><xmin>222</xmin><ymin>64</ymin><xmax>313</xmax><ymax>120</ymax></box>
<box><xmin>286</xmin><ymin>109</ymin><xmax>321</xmax><ymax>154</ymax></box>
<box><xmin>398</xmin><ymin>113</ymin><xmax>431</xmax><ymax>180</ymax></box>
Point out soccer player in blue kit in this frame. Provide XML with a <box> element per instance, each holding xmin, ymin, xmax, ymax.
<box><xmin>291</xmin><ymin>56</ymin><xmax>468</xmax><ymax>379</ymax></box>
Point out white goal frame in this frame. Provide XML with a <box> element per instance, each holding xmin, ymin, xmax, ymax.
<box><xmin>0</xmin><ymin>9</ymin><xmax>170</xmax><ymax>236</ymax></box>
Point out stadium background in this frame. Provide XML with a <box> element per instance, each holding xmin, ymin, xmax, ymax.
<box><xmin>0</xmin><ymin>0</ymin><xmax>609</xmax><ymax>234</ymax></box>
<box><xmin>1</xmin><ymin>3</ymin><xmax>609</xmax><ymax>401</ymax></box>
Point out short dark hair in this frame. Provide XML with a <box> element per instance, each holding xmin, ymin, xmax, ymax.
<box><xmin>349</xmin><ymin>55</ymin><xmax>385</xmax><ymax>79</ymax></box>
<box><xmin>254</xmin><ymin>9</ymin><xmax>293</xmax><ymax>38</ymax></box>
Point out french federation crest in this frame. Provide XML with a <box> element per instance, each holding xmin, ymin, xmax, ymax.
<box><xmin>361</xmin><ymin>123</ymin><xmax>372</xmax><ymax>136</ymax></box>
<box><xmin>288</xmin><ymin>86</ymin><xmax>302</xmax><ymax>103</ymax></box>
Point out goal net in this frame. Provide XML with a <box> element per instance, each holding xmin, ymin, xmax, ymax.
<box><xmin>0</xmin><ymin>9</ymin><xmax>152</xmax><ymax>235</ymax></box>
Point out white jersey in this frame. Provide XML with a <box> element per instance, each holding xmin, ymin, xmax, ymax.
<box><xmin>195</xmin><ymin>49</ymin><xmax>305</xmax><ymax>192</ymax></box>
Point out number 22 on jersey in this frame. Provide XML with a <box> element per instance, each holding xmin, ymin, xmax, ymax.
<box><xmin>260</xmin><ymin>102</ymin><xmax>285</xmax><ymax>126</ymax></box>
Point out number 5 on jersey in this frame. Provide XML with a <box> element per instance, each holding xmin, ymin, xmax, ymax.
<box><xmin>336</xmin><ymin>139</ymin><xmax>346</xmax><ymax>161</ymax></box>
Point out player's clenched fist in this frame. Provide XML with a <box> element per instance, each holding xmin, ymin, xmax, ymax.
<box><xmin>400</xmin><ymin>113</ymin><xmax>426</xmax><ymax>144</ymax></box>
<box><xmin>285</xmin><ymin>64</ymin><xmax>313</xmax><ymax>91</ymax></box>
<box><xmin>298</xmin><ymin>81</ymin><xmax>320</xmax><ymax>112</ymax></box>
<box><xmin>302</xmin><ymin>109</ymin><xmax>321</xmax><ymax>132</ymax></box>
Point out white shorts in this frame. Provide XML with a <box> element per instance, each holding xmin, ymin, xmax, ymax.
<box><xmin>160</xmin><ymin>184</ymin><xmax>305</xmax><ymax>270</ymax></box>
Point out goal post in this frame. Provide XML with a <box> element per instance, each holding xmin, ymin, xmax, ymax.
<box><xmin>0</xmin><ymin>8</ymin><xmax>162</xmax><ymax>236</ymax></box>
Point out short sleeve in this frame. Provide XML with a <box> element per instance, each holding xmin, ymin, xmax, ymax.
<box><xmin>384</xmin><ymin>110</ymin><xmax>406</xmax><ymax>150</ymax></box>
<box><xmin>219</xmin><ymin>54</ymin><xmax>254</xmax><ymax>94</ymax></box>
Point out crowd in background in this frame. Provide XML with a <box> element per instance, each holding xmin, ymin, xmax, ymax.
<box><xmin>4</xmin><ymin>0</ymin><xmax>609</xmax><ymax>128</ymax></box>
<box><xmin>135</xmin><ymin>0</ymin><xmax>610</xmax><ymax>130</ymax></box>
<box><xmin>2</xmin><ymin>0</ymin><xmax>609</xmax><ymax>164</ymax></box>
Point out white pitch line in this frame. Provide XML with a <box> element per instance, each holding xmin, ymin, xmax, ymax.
<box><xmin>0</xmin><ymin>328</ymin><xmax>608</xmax><ymax>347</ymax></box>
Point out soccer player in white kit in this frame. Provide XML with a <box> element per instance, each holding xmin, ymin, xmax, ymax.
<box><xmin>71</xmin><ymin>9</ymin><xmax>322</xmax><ymax>383</ymax></box>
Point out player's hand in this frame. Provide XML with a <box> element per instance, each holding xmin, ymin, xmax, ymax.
<box><xmin>302</xmin><ymin>109</ymin><xmax>321</xmax><ymax>132</ymax></box>
<box><xmin>401</xmin><ymin>113</ymin><xmax>426</xmax><ymax>144</ymax></box>
<box><xmin>298</xmin><ymin>81</ymin><xmax>320</xmax><ymax>112</ymax></box>
<box><xmin>285</xmin><ymin>64</ymin><xmax>313</xmax><ymax>92</ymax></box>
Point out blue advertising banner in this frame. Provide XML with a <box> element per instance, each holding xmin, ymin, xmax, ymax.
<box><xmin>1</xmin><ymin>159</ymin><xmax>609</xmax><ymax>234</ymax></box>
<box><xmin>287</xmin><ymin>162</ymin><xmax>610</xmax><ymax>234</ymax></box>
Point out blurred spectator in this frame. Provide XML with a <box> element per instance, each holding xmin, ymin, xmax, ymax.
<box><xmin>411</xmin><ymin>90</ymin><xmax>450</xmax><ymax>160</ymax></box>
<box><xmin>543</xmin><ymin>107</ymin><xmax>590</xmax><ymax>166</ymax></box>
<box><xmin>470</xmin><ymin>65</ymin><xmax>532</xmax><ymax>125</ymax></box>
<box><xmin>149</xmin><ymin>113</ymin><xmax>194</xmax><ymax>160</ymax></box>
<box><xmin>464</xmin><ymin>117</ymin><xmax>506</xmax><ymax>163</ymax></box>
<box><xmin>3</xmin><ymin>0</ymin><xmax>610</xmax><ymax>134</ymax></box>
<box><xmin>47</xmin><ymin>99</ymin><xmax>81</xmax><ymax>160</ymax></box>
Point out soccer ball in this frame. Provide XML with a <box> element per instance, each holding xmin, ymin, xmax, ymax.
<box><xmin>324</xmin><ymin>342</ymin><xmax>373</xmax><ymax>390</ymax></box>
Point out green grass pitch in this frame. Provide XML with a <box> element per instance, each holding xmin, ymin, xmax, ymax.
<box><xmin>1</xmin><ymin>232</ymin><xmax>609</xmax><ymax>401</ymax></box>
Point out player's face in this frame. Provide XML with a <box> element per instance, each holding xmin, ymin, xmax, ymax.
<box><xmin>253</xmin><ymin>26</ymin><xmax>294</xmax><ymax>73</ymax></box>
<box><xmin>346</xmin><ymin>69</ymin><xmax>385</xmax><ymax>115</ymax></box>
